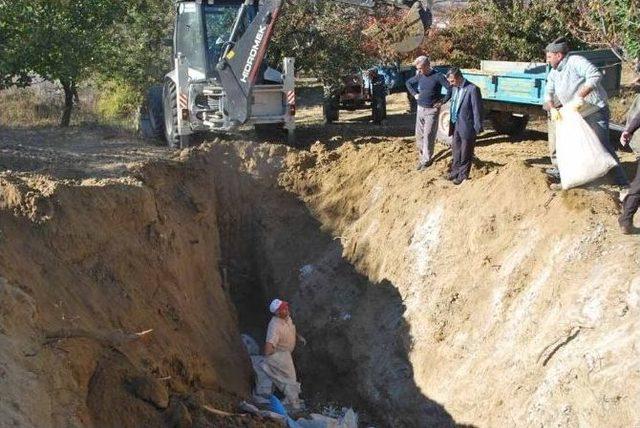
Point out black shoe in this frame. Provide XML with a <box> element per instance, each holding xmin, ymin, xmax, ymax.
<box><xmin>452</xmin><ymin>177</ymin><xmax>464</xmax><ymax>185</ymax></box>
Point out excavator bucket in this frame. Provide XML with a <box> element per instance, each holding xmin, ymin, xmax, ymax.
<box><xmin>362</xmin><ymin>1</ymin><xmax>432</xmax><ymax>53</ymax></box>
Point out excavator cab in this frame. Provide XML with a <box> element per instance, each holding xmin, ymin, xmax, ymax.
<box><xmin>172</xmin><ymin>0</ymin><xmax>250</xmax><ymax>81</ymax></box>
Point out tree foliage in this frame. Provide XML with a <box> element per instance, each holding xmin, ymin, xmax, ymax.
<box><xmin>99</xmin><ymin>0</ymin><xmax>173</xmax><ymax>94</ymax></box>
<box><xmin>0</xmin><ymin>0</ymin><xmax>125</xmax><ymax>126</ymax></box>
<box><xmin>423</xmin><ymin>0</ymin><xmax>587</xmax><ymax>67</ymax></box>
<box><xmin>566</xmin><ymin>0</ymin><xmax>640</xmax><ymax>63</ymax></box>
<box><xmin>268</xmin><ymin>0</ymin><xmax>376</xmax><ymax>88</ymax></box>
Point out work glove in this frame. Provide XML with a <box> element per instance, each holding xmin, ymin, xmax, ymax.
<box><xmin>550</xmin><ymin>108</ymin><xmax>561</xmax><ymax>121</ymax></box>
<box><xmin>414</xmin><ymin>94</ymin><xmax>419</xmax><ymax>100</ymax></box>
<box><xmin>298</xmin><ymin>335</ymin><xmax>307</xmax><ymax>346</ymax></box>
<box><xmin>620</xmin><ymin>131</ymin><xmax>632</xmax><ymax>146</ymax></box>
<box><xmin>565</xmin><ymin>96</ymin><xmax>585</xmax><ymax>112</ymax></box>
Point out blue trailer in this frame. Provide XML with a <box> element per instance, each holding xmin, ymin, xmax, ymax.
<box><xmin>434</xmin><ymin>49</ymin><xmax>622</xmax><ymax>143</ymax></box>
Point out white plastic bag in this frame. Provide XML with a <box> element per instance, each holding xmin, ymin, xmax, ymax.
<box><xmin>555</xmin><ymin>107</ymin><xmax>617</xmax><ymax>189</ymax></box>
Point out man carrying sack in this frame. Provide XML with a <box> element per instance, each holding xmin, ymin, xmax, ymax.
<box><xmin>544</xmin><ymin>36</ymin><xmax>628</xmax><ymax>189</ymax></box>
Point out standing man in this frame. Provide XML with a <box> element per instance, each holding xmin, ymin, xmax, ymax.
<box><xmin>618</xmin><ymin>110</ymin><xmax>640</xmax><ymax>234</ymax></box>
<box><xmin>254</xmin><ymin>298</ymin><xmax>306</xmax><ymax>410</ymax></box>
<box><xmin>445</xmin><ymin>67</ymin><xmax>483</xmax><ymax>185</ymax></box>
<box><xmin>544</xmin><ymin>36</ymin><xmax>628</xmax><ymax>187</ymax></box>
<box><xmin>406</xmin><ymin>55</ymin><xmax>451</xmax><ymax>171</ymax></box>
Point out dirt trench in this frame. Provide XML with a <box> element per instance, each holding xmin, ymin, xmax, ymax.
<box><xmin>204</xmin><ymin>138</ymin><xmax>640</xmax><ymax>427</ymax></box>
<box><xmin>2</xmin><ymin>134</ymin><xmax>640</xmax><ymax>427</ymax></box>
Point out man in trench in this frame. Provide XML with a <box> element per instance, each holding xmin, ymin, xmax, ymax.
<box><xmin>252</xmin><ymin>299</ymin><xmax>306</xmax><ymax>410</ymax></box>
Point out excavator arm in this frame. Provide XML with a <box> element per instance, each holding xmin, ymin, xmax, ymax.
<box><xmin>216</xmin><ymin>0</ymin><xmax>432</xmax><ymax>125</ymax></box>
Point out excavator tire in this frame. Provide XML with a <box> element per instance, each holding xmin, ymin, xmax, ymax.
<box><xmin>163</xmin><ymin>80</ymin><xmax>181</xmax><ymax>149</ymax></box>
<box><xmin>145</xmin><ymin>85</ymin><xmax>164</xmax><ymax>140</ymax></box>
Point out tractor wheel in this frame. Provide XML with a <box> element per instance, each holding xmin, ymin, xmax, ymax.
<box><xmin>372</xmin><ymin>94</ymin><xmax>386</xmax><ymax>124</ymax></box>
<box><xmin>163</xmin><ymin>80</ymin><xmax>181</xmax><ymax>149</ymax></box>
<box><xmin>323</xmin><ymin>96</ymin><xmax>339</xmax><ymax>124</ymax></box>
<box><xmin>490</xmin><ymin>111</ymin><xmax>529</xmax><ymax>137</ymax></box>
<box><xmin>436</xmin><ymin>101</ymin><xmax>452</xmax><ymax>147</ymax></box>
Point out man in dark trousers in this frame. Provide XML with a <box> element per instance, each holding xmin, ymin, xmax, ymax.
<box><xmin>406</xmin><ymin>55</ymin><xmax>451</xmax><ymax>170</ymax></box>
<box><xmin>446</xmin><ymin>68</ymin><xmax>483</xmax><ymax>185</ymax></box>
<box><xmin>619</xmin><ymin>110</ymin><xmax>640</xmax><ymax>234</ymax></box>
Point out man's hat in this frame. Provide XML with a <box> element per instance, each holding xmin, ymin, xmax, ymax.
<box><xmin>546</xmin><ymin>37</ymin><xmax>569</xmax><ymax>54</ymax></box>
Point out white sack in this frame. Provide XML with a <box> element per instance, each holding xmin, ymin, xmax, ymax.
<box><xmin>555</xmin><ymin>108</ymin><xmax>617</xmax><ymax>189</ymax></box>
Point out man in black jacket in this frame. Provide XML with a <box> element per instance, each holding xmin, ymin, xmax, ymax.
<box><xmin>619</xmin><ymin>110</ymin><xmax>640</xmax><ymax>234</ymax></box>
<box><xmin>445</xmin><ymin>67</ymin><xmax>483</xmax><ymax>185</ymax></box>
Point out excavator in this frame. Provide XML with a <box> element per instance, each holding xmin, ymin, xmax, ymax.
<box><xmin>142</xmin><ymin>0</ymin><xmax>432</xmax><ymax>148</ymax></box>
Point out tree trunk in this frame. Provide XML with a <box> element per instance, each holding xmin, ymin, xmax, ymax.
<box><xmin>60</xmin><ymin>79</ymin><xmax>75</xmax><ymax>127</ymax></box>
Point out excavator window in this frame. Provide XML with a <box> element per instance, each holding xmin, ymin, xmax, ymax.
<box><xmin>175</xmin><ymin>3</ymin><xmax>207</xmax><ymax>76</ymax></box>
<box><xmin>203</xmin><ymin>5</ymin><xmax>239</xmax><ymax>66</ymax></box>
<box><xmin>203</xmin><ymin>3</ymin><xmax>255</xmax><ymax>77</ymax></box>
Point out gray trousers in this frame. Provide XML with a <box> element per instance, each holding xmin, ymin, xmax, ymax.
<box><xmin>548</xmin><ymin>107</ymin><xmax>628</xmax><ymax>185</ymax></box>
<box><xmin>415</xmin><ymin>105</ymin><xmax>439</xmax><ymax>165</ymax></box>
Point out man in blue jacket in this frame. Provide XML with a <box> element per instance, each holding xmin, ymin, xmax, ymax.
<box><xmin>445</xmin><ymin>67</ymin><xmax>483</xmax><ymax>185</ymax></box>
<box><xmin>406</xmin><ymin>55</ymin><xmax>451</xmax><ymax>170</ymax></box>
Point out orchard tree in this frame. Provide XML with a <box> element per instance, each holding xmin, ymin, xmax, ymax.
<box><xmin>566</xmin><ymin>0</ymin><xmax>640</xmax><ymax>63</ymax></box>
<box><xmin>267</xmin><ymin>0</ymin><xmax>376</xmax><ymax>91</ymax></box>
<box><xmin>422</xmin><ymin>0</ymin><xmax>586</xmax><ymax>66</ymax></box>
<box><xmin>99</xmin><ymin>0</ymin><xmax>174</xmax><ymax>94</ymax></box>
<box><xmin>0</xmin><ymin>0</ymin><xmax>125</xmax><ymax>126</ymax></box>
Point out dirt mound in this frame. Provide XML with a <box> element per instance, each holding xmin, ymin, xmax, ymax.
<box><xmin>0</xmin><ymin>154</ymin><xmax>253</xmax><ymax>427</ymax></box>
<box><xmin>198</xmin><ymin>138</ymin><xmax>638</xmax><ymax>426</ymax></box>
<box><xmin>275</xmin><ymin>140</ymin><xmax>639</xmax><ymax>426</ymax></box>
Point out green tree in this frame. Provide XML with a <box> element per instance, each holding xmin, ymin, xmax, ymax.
<box><xmin>0</xmin><ymin>0</ymin><xmax>125</xmax><ymax>126</ymax></box>
<box><xmin>99</xmin><ymin>0</ymin><xmax>173</xmax><ymax>94</ymax></box>
<box><xmin>267</xmin><ymin>0</ymin><xmax>375</xmax><ymax>88</ymax></box>
<box><xmin>423</xmin><ymin>0</ymin><xmax>586</xmax><ymax>67</ymax></box>
<box><xmin>567</xmin><ymin>0</ymin><xmax>640</xmax><ymax>63</ymax></box>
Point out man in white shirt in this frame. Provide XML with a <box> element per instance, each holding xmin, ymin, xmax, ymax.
<box><xmin>254</xmin><ymin>299</ymin><xmax>306</xmax><ymax>410</ymax></box>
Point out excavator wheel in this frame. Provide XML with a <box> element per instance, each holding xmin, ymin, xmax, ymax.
<box><xmin>163</xmin><ymin>80</ymin><xmax>181</xmax><ymax>149</ymax></box>
<box><xmin>141</xmin><ymin>85</ymin><xmax>164</xmax><ymax>140</ymax></box>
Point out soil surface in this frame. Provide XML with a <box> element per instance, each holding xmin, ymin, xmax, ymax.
<box><xmin>1</xmin><ymin>89</ymin><xmax>640</xmax><ymax>427</ymax></box>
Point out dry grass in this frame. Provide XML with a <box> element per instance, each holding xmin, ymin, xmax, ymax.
<box><xmin>0</xmin><ymin>81</ymin><xmax>136</xmax><ymax>130</ymax></box>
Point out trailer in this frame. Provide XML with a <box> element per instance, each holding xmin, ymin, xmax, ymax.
<box><xmin>435</xmin><ymin>49</ymin><xmax>623</xmax><ymax>143</ymax></box>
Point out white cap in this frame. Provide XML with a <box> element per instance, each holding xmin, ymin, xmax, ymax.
<box><xmin>269</xmin><ymin>299</ymin><xmax>283</xmax><ymax>314</ymax></box>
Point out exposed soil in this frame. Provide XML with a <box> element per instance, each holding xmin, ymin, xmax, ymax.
<box><xmin>1</xmin><ymin>90</ymin><xmax>639</xmax><ymax>427</ymax></box>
